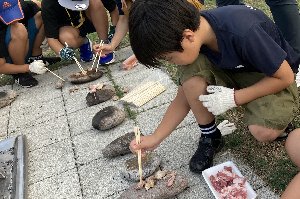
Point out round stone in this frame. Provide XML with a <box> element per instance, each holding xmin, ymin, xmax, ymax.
<box><xmin>92</xmin><ymin>106</ymin><xmax>125</xmax><ymax>130</ymax></box>
<box><xmin>0</xmin><ymin>90</ymin><xmax>17</xmax><ymax>109</ymax></box>
<box><xmin>119</xmin><ymin>152</ymin><xmax>161</xmax><ymax>182</ymax></box>
<box><xmin>68</xmin><ymin>68</ymin><xmax>103</xmax><ymax>84</ymax></box>
<box><xmin>86</xmin><ymin>85</ymin><xmax>115</xmax><ymax>106</ymax></box>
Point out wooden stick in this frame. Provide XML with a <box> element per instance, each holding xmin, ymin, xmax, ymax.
<box><xmin>96</xmin><ymin>40</ymin><xmax>104</xmax><ymax>72</ymax></box>
<box><xmin>91</xmin><ymin>40</ymin><xmax>104</xmax><ymax>70</ymax></box>
<box><xmin>64</xmin><ymin>42</ymin><xmax>86</xmax><ymax>74</ymax></box>
<box><xmin>44</xmin><ymin>67</ymin><xmax>65</xmax><ymax>81</ymax></box>
<box><xmin>134</xmin><ymin>126</ymin><xmax>143</xmax><ymax>183</ymax></box>
<box><xmin>73</xmin><ymin>56</ymin><xmax>87</xmax><ymax>75</ymax></box>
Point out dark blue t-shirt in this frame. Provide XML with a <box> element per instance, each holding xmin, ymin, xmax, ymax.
<box><xmin>200</xmin><ymin>5</ymin><xmax>300</xmax><ymax>76</ymax></box>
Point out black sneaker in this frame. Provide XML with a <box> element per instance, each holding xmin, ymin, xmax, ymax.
<box><xmin>13</xmin><ymin>73</ymin><xmax>38</xmax><ymax>88</ymax></box>
<box><xmin>189</xmin><ymin>136</ymin><xmax>224</xmax><ymax>173</ymax></box>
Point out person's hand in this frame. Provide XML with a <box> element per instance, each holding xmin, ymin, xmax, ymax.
<box><xmin>122</xmin><ymin>54</ymin><xmax>138</xmax><ymax>70</ymax></box>
<box><xmin>217</xmin><ymin>120</ymin><xmax>237</xmax><ymax>136</ymax></box>
<box><xmin>129</xmin><ymin>134</ymin><xmax>161</xmax><ymax>155</ymax></box>
<box><xmin>59</xmin><ymin>47</ymin><xmax>75</xmax><ymax>60</ymax></box>
<box><xmin>199</xmin><ymin>85</ymin><xmax>237</xmax><ymax>115</ymax></box>
<box><xmin>28</xmin><ymin>60</ymin><xmax>47</xmax><ymax>74</ymax></box>
<box><xmin>93</xmin><ymin>43</ymin><xmax>114</xmax><ymax>56</ymax></box>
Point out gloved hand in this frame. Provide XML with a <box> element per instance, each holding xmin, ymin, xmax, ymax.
<box><xmin>217</xmin><ymin>120</ymin><xmax>237</xmax><ymax>136</ymax></box>
<box><xmin>199</xmin><ymin>85</ymin><xmax>237</xmax><ymax>115</ymax></box>
<box><xmin>59</xmin><ymin>47</ymin><xmax>75</xmax><ymax>60</ymax></box>
<box><xmin>28</xmin><ymin>60</ymin><xmax>47</xmax><ymax>74</ymax></box>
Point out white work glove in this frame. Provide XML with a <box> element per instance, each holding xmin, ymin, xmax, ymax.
<box><xmin>296</xmin><ymin>69</ymin><xmax>300</xmax><ymax>87</ymax></box>
<box><xmin>29</xmin><ymin>60</ymin><xmax>47</xmax><ymax>74</ymax></box>
<box><xmin>217</xmin><ymin>120</ymin><xmax>237</xmax><ymax>136</ymax></box>
<box><xmin>199</xmin><ymin>85</ymin><xmax>237</xmax><ymax>115</ymax></box>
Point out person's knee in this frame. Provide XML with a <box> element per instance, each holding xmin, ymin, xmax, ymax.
<box><xmin>182</xmin><ymin>76</ymin><xmax>208</xmax><ymax>99</ymax></box>
<box><xmin>249</xmin><ymin>125</ymin><xmax>280</xmax><ymax>142</ymax></box>
<box><xmin>10</xmin><ymin>23</ymin><xmax>28</xmax><ymax>42</ymax></box>
<box><xmin>285</xmin><ymin>130</ymin><xmax>300</xmax><ymax>154</ymax></box>
<box><xmin>59</xmin><ymin>30</ymin><xmax>80</xmax><ymax>47</ymax></box>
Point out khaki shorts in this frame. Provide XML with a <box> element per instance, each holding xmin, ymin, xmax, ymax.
<box><xmin>178</xmin><ymin>54</ymin><xmax>299</xmax><ymax>130</ymax></box>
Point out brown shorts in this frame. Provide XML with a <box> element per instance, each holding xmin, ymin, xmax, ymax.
<box><xmin>178</xmin><ymin>54</ymin><xmax>299</xmax><ymax>130</ymax></box>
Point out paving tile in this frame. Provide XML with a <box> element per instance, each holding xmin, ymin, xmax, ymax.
<box><xmin>28</xmin><ymin>138</ymin><xmax>75</xmax><ymax>184</ymax></box>
<box><xmin>28</xmin><ymin>169</ymin><xmax>82</xmax><ymax>199</ymax></box>
<box><xmin>9</xmin><ymin>115</ymin><xmax>69</xmax><ymax>151</ymax></box>
<box><xmin>8</xmin><ymin>97</ymin><xmax>65</xmax><ymax>131</ymax></box>
<box><xmin>255</xmin><ymin>186</ymin><xmax>280</xmax><ymax>199</ymax></box>
<box><xmin>73</xmin><ymin>120</ymin><xmax>135</xmax><ymax>164</ymax></box>
<box><xmin>79</xmin><ymin>158</ymin><xmax>130</xmax><ymax>199</ymax></box>
<box><xmin>136</xmin><ymin>103</ymin><xmax>196</xmax><ymax>136</ymax></box>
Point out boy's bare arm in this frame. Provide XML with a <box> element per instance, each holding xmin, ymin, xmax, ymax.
<box><xmin>0</xmin><ymin>58</ymin><xmax>29</xmax><ymax>74</ymax></box>
<box><xmin>235</xmin><ymin>60</ymin><xmax>294</xmax><ymax>105</ymax></box>
<box><xmin>153</xmin><ymin>86</ymin><xmax>191</xmax><ymax>141</ymax></box>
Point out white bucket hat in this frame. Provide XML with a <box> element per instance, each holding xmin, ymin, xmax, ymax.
<box><xmin>58</xmin><ymin>0</ymin><xmax>89</xmax><ymax>11</ymax></box>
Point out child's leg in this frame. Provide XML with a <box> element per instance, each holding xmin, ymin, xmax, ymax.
<box><xmin>179</xmin><ymin>54</ymin><xmax>235</xmax><ymax>172</ymax></box>
<box><xmin>30</xmin><ymin>11</ymin><xmax>43</xmax><ymax>57</ymax></box>
<box><xmin>232</xmin><ymin>72</ymin><xmax>299</xmax><ymax>142</ymax></box>
<box><xmin>266</xmin><ymin>0</ymin><xmax>300</xmax><ymax>54</ymax></box>
<box><xmin>58</xmin><ymin>26</ymin><xmax>85</xmax><ymax>49</ymax></box>
<box><xmin>281</xmin><ymin>129</ymin><xmax>300</xmax><ymax>198</ymax></box>
<box><xmin>6</xmin><ymin>23</ymin><xmax>29</xmax><ymax>65</ymax></box>
<box><xmin>85</xmin><ymin>0</ymin><xmax>109</xmax><ymax>42</ymax></box>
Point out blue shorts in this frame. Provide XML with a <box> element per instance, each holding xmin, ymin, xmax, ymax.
<box><xmin>5</xmin><ymin>17</ymin><xmax>38</xmax><ymax>64</ymax></box>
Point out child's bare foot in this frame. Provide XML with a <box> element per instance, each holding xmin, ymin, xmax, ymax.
<box><xmin>122</xmin><ymin>54</ymin><xmax>138</xmax><ymax>70</ymax></box>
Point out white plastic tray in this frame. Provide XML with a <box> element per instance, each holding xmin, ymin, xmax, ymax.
<box><xmin>202</xmin><ymin>161</ymin><xmax>257</xmax><ymax>199</ymax></box>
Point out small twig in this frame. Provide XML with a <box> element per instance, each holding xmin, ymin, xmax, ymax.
<box><xmin>44</xmin><ymin>67</ymin><xmax>65</xmax><ymax>81</ymax></box>
<box><xmin>134</xmin><ymin>126</ymin><xmax>143</xmax><ymax>183</ymax></box>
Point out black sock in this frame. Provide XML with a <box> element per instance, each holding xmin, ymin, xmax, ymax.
<box><xmin>199</xmin><ymin>120</ymin><xmax>221</xmax><ymax>139</ymax></box>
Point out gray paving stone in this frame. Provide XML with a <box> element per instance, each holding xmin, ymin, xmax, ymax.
<box><xmin>9</xmin><ymin>115</ymin><xmax>69</xmax><ymax>151</ymax></box>
<box><xmin>79</xmin><ymin>159</ymin><xmax>130</xmax><ymax>199</ymax></box>
<box><xmin>67</xmin><ymin>101</ymin><xmax>118</xmax><ymax>136</ymax></box>
<box><xmin>176</xmin><ymin>184</ymin><xmax>214</xmax><ymax>199</ymax></box>
<box><xmin>136</xmin><ymin>104</ymin><xmax>196</xmax><ymax>135</ymax></box>
<box><xmin>0</xmin><ymin>104</ymin><xmax>10</xmax><ymax>116</ymax></box>
<box><xmin>73</xmin><ymin>120</ymin><xmax>134</xmax><ymax>164</ymax></box>
<box><xmin>11</xmin><ymin>85</ymin><xmax>61</xmax><ymax>107</ymax></box>
<box><xmin>0</xmin><ymin>112</ymin><xmax>9</xmax><ymax>134</ymax></box>
<box><xmin>114</xmin><ymin>46</ymin><xmax>133</xmax><ymax>63</ymax></box>
<box><xmin>28</xmin><ymin>169</ymin><xmax>82</xmax><ymax>199</ymax></box>
<box><xmin>9</xmin><ymin>97</ymin><xmax>65</xmax><ymax>131</ymax></box>
<box><xmin>109</xmin><ymin>62</ymin><xmax>146</xmax><ymax>80</ymax></box>
<box><xmin>28</xmin><ymin>138</ymin><xmax>75</xmax><ymax>184</ymax></box>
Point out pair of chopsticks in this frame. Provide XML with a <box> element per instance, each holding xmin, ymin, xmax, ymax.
<box><xmin>65</xmin><ymin>42</ymin><xmax>87</xmax><ymax>75</ymax></box>
<box><xmin>134</xmin><ymin>126</ymin><xmax>143</xmax><ymax>183</ymax></box>
<box><xmin>90</xmin><ymin>40</ymin><xmax>104</xmax><ymax>72</ymax></box>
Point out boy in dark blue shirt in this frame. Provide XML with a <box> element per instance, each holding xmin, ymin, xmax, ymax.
<box><xmin>129</xmin><ymin>0</ymin><xmax>300</xmax><ymax>176</ymax></box>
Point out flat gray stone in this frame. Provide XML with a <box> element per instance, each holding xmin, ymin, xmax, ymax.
<box><xmin>28</xmin><ymin>169</ymin><xmax>82</xmax><ymax>199</ymax></box>
<box><xmin>120</xmin><ymin>153</ymin><xmax>161</xmax><ymax>182</ymax></box>
<box><xmin>102</xmin><ymin>131</ymin><xmax>143</xmax><ymax>158</ymax></box>
<box><xmin>92</xmin><ymin>106</ymin><xmax>126</xmax><ymax>130</ymax></box>
<box><xmin>68</xmin><ymin>69</ymin><xmax>103</xmax><ymax>84</ymax></box>
<box><xmin>118</xmin><ymin>171</ymin><xmax>188</xmax><ymax>199</ymax></box>
<box><xmin>86</xmin><ymin>84</ymin><xmax>115</xmax><ymax>106</ymax></box>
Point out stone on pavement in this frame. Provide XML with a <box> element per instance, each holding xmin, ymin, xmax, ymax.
<box><xmin>120</xmin><ymin>152</ymin><xmax>161</xmax><ymax>182</ymax></box>
<box><xmin>118</xmin><ymin>171</ymin><xmax>188</xmax><ymax>199</ymax></box>
<box><xmin>86</xmin><ymin>84</ymin><xmax>115</xmax><ymax>106</ymax></box>
<box><xmin>102</xmin><ymin>131</ymin><xmax>143</xmax><ymax>158</ymax></box>
<box><xmin>92</xmin><ymin>106</ymin><xmax>126</xmax><ymax>130</ymax></box>
<box><xmin>0</xmin><ymin>90</ymin><xmax>17</xmax><ymax>109</ymax></box>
